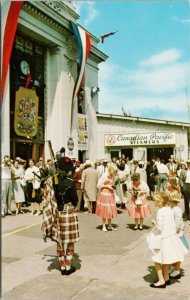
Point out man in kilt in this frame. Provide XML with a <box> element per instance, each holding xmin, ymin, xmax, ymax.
<box><xmin>41</xmin><ymin>156</ymin><xmax>79</xmax><ymax>275</ymax></box>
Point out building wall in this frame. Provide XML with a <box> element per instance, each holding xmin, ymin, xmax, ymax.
<box><xmin>1</xmin><ymin>1</ymin><xmax>106</xmax><ymax>161</ymax></box>
<box><xmin>97</xmin><ymin>116</ymin><xmax>189</xmax><ymax>161</ymax></box>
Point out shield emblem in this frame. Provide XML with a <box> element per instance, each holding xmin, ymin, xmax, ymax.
<box><xmin>14</xmin><ymin>87</ymin><xmax>39</xmax><ymax>137</ymax></box>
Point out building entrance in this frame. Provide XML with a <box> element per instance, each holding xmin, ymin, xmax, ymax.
<box><xmin>147</xmin><ymin>147</ymin><xmax>173</xmax><ymax>162</ymax></box>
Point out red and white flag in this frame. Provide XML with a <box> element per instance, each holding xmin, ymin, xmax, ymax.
<box><xmin>100</xmin><ymin>31</ymin><xmax>118</xmax><ymax>43</ymax></box>
<box><xmin>1</xmin><ymin>1</ymin><xmax>22</xmax><ymax>101</ymax></box>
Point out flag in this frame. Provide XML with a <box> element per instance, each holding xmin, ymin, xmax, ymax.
<box><xmin>70</xmin><ymin>21</ymin><xmax>91</xmax><ymax>131</ymax></box>
<box><xmin>1</xmin><ymin>1</ymin><xmax>23</xmax><ymax>101</ymax></box>
<box><xmin>100</xmin><ymin>31</ymin><xmax>118</xmax><ymax>43</ymax></box>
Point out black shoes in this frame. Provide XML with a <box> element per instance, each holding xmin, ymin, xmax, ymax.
<box><xmin>169</xmin><ymin>273</ymin><xmax>181</xmax><ymax>279</ymax></box>
<box><xmin>61</xmin><ymin>266</ymin><xmax>76</xmax><ymax>276</ymax></box>
<box><xmin>150</xmin><ymin>283</ymin><xmax>166</xmax><ymax>288</ymax></box>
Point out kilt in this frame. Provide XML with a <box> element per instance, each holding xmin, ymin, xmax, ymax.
<box><xmin>56</xmin><ymin>203</ymin><xmax>79</xmax><ymax>244</ymax></box>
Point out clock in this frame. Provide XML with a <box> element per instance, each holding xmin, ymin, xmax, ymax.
<box><xmin>20</xmin><ymin>60</ymin><xmax>29</xmax><ymax>75</ymax></box>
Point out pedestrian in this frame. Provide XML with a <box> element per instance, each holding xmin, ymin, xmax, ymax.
<box><xmin>146</xmin><ymin>160</ymin><xmax>158</xmax><ymax>199</ymax></box>
<box><xmin>157</xmin><ymin>159</ymin><xmax>169</xmax><ymax>192</ymax></box>
<box><xmin>179</xmin><ymin>159</ymin><xmax>190</xmax><ymax>221</ymax></box>
<box><xmin>72</xmin><ymin>161</ymin><xmax>84</xmax><ymax>212</ymax></box>
<box><xmin>96</xmin><ymin>164</ymin><xmax>118</xmax><ymax>231</ymax></box>
<box><xmin>24</xmin><ymin>159</ymin><xmax>41</xmax><ymax>215</ymax></box>
<box><xmin>149</xmin><ymin>192</ymin><xmax>188</xmax><ymax>288</ymax></box>
<box><xmin>167</xmin><ymin>190</ymin><xmax>189</xmax><ymax>279</ymax></box>
<box><xmin>127</xmin><ymin>173</ymin><xmax>151</xmax><ymax>230</ymax></box>
<box><xmin>81</xmin><ymin>160</ymin><xmax>99</xmax><ymax>213</ymax></box>
<box><xmin>12</xmin><ymin>160</ymin><xmax>25</xmax><ymax>214</ymax></box>
<box><xmin>42</xmin><ymin>156</ymin><xmax>79</xmax><ymax>276</ymax></box>
<box><xmin>1</xmin><ymin>155</ymin><xmax>14</xmax><ymax>217</ymax></box>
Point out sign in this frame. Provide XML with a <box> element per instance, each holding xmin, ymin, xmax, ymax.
<box><xmin>77</xmin><ymin>113</ymin><xmax>88</xmax><ymax>150</ymax></box>
<box><xmin>105</xmin><ymin>132</ymin><xmax>176</xmax><ymax>147</ymax></box>
<box><xmin>65</xmin><ymin>137</ymin><xmax>76</xmax><ymax>159</ymax></box>
<box><xmin>14</xmin><ymin>87</ymin><xmax>39</xmax><ymax>137</ymax></box>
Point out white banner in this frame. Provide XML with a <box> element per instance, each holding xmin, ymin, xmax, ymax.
<box><xmin>105</xmin><ymin>132</ymin><xmax>176</xmax><ymax>147</ymax></box>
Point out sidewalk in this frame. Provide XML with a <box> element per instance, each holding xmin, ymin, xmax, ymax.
<box><xmin>3</xmin><ymin>220</ymin><xmax>190</xmax><ymax>300</ymax></box>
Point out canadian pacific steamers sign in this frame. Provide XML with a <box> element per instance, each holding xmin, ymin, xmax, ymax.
<box><xmin>105</xmin><ymin>132</ymin><xmax>176</xmax><ymax>147</ymax></box>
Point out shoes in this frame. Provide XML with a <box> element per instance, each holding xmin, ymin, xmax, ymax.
<box><xmin>20</xmin><ymin>210</ymin><xmax>24</xmax><ymax>214</ymax></box>
<box><xmin>133</xmin><ymin>226</ymin><xmax>138</xmax><ymax>230</ymax></box>
<box><xmin>139</xmin><ymin>226</ymin><xmax>143</xmax><ymax>230</ymax></box>
<box><xmin>30</xmin><ymin>211</ymin><xmax>35</xmax><ymax>215</ymax></box>
<box><xmin>150</xmin><ymin>283</ymin><xmax>166</xmax><ymax>288</ymax></box>
<box><xmin>165</xmin><ymin>280</ymin><xmax>171</xmax><ymax>285</ymax></box>
<box><xmin>65</xmin><ymin>266</ymin><xmax>76</xmax><ymax>275</ymax></box>
<box><xmin>102</xmin><ymin>227</ymin><xmax>107</xmax><ymax>232</ymax></box>
<box><xmin>61</xmin><ymin>269</ymin><xmax>67</xmax><ymax>275</ymax></box>
<box><xmin>108</xmin><ymin>227</ymin><xmax>118</xmax><ymax>231</ymax></box>
<box><xmin>169</xmin><ymin>273</ymin><xmax>181</xmax><ymax>279</ymax></box>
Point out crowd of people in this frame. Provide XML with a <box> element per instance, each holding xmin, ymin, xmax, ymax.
<box><xmin>1</xmin><ymin>153</ymin><xmax>190</xmax><ymax>282</ymax></box>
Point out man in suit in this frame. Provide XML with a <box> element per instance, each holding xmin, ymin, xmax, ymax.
<box><xmin>180</xmin><ymin>159</ymin><xmax>190</xmax><ymax>220</ymax></box>
<box><xmin>81</xmin><ymin>160</ymin><xmax>99</xmax><ymax>213</ymax></box>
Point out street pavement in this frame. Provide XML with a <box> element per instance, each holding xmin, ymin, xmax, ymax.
<box><xmin>1</xmin><ymin>200</ymin><xmax>190</xmax><ymax>300</ymax></box>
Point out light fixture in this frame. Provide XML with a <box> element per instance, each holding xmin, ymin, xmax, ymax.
<box><xmin>91</xmin><ymin>86</ymin><xmax>100</xmax><ymax>97</ymax></box>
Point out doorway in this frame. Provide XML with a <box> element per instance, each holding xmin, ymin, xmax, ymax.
<box><xmin>147</xmin><ymin>147</ymin><xmax>173</xmax><ymax>162</ymax></box>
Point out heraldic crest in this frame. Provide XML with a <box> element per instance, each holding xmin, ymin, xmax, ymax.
<box><xmin>14</xmin><ymin>87</ymin><xmax>39</xmax><ymax>137</ymax></box>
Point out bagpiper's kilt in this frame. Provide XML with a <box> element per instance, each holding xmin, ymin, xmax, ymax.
<box><xmin>56</xmin><ymin>203</ymin><xmax>79</xmax><ymax>244</ymax></box>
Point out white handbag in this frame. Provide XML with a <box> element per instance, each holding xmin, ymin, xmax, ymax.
<box><xmin>146</xmin><ymin>227</ymin><xmax>161</xmax><ymax>251</ymax></box>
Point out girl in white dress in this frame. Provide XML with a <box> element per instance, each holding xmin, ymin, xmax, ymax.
<box><xmin>168</xmin><ymin>191</ymin><xmax>189</xmax><ymax>279</ymax></box>
<box><xmin>149</xmin><ymin>192</ymin><xmax>188</xmax><ymax>288</ymax></box>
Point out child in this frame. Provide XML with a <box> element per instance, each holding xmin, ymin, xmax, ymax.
<box><xmin>149</xmin><ymin>192</ymin><xmax>188</xmax><ymax>288</ymax></box>
<box><xmin>96</xmin><ymin>165</ymin><xmax>118</xmax><ymax>232</ymax></box>
<box><xmin>168</xmin><ymin>191</ymin><xmax>189</xmax><ymax>279</ymax></box>
<box><xmin>127</xmin><ymin>173</ymin><xmax>151</xmax><ymax>230</ymax></box>
<box><xmin>167</xmin><ymin>177</ymin><xmax>180</xmax><ymax>192</ymax></box>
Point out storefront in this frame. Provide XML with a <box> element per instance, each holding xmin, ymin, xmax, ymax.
<box><xmin>96</xmin><ymin>113</ymin><xmax>190</xmax><ymax>162</ymax></box>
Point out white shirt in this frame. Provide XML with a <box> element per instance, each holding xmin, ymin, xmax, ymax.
<box><xmin>25</xmin><ymin>166</ymin><xmax>41</xmax><ymax>189</ymax></box>
<box><xmin>1</xmin><ymin>163</ymin><xmax>12</xmax><ymax>179</ymax></box>
<box><xmin>185</xmin><ymin>169</ymin><xmax>190</xmax><ymax>183</ymax></box>
<box><xmin>157</xmin><ymin>163</ymin><xmax>169</xmax><ymax>175</ymax></box>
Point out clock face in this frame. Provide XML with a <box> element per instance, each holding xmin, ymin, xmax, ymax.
<box><xmin>20</xmin><ymin>60</ymin><xmax>29</xmax><ymax>75</ymax></box>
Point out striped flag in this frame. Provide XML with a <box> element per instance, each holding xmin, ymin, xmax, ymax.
<box><xmin>70</xmin><ymin>21</ymin><xmax>91</xmax><ymax>131</ymax></box>
<box><xmin>1</xmin><ymin>1</ymin><xmax>22</xmax><ymax>101</ymax></box>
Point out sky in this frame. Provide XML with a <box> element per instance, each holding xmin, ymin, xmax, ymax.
<box><xmin>73</xmin><ymin>0</ymin><xmax>190</xmax><ymax>123</ymax></box>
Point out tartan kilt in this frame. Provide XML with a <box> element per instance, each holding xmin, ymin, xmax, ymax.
<box><xmin>56</xmin><ymin>203</ymin><xmax>79</xmax><ymax>244</ymax></box>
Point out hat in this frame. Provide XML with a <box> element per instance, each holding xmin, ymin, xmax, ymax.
<box><xmin>57</xmin><ymin>156</ymin><xmax>75</xmax><ymax>176</ymax></box>
<box><xmin>85</xmin><ymin>160</ymin><xmax>92</xmax><ymax>166</ymax></box>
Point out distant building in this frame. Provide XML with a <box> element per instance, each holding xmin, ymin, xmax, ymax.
<box><xmin>96</xmin><ymin>113</ymin><xmax>190</xmax><ymax>162</ymax></box>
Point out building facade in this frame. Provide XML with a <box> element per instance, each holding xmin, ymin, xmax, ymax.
<box><xmin>1</xmin><ymin>1</ymin><xmax>107</xmax><ymax>162</ymax></box>
<box><xmin>96</xmin><ymin>113</ymin><xmax>190</xmax><ymax>162</ymax></box>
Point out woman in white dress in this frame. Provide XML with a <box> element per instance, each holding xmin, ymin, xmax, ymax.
<box><xmin>24</xmin><ymin>159</ymin><xmax>41</xmax><ymax>215</ymax></box>
<box><xmin>149</xmin><ymin>192</ymin><xmax>188</xmax><ymax>288</ymax></box>
<box><xmin>12</xmin><ymin>160</ymin><xmax>25</xmax><ymax>214</ymax></box>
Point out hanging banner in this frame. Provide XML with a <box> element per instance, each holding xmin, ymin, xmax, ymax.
<box><xmin>77</xmin><ymin>113</ymin><xmax>88</xmax><ymax>150</ymax></box>
<box><xmin>65</xmin><ymin>137</ymin><xmax>77</xmax><ymax>159</ymax></box>
<box><xmin>14</xmin><ymin>87</ymin><xmax>39</xmax><ymax>137</ymax></box>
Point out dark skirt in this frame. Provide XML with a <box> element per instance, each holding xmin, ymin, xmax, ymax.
<box><xmin>26</xmin><ymin>182</ymin><xmax>41</xmax><ymax>203</ymax></box>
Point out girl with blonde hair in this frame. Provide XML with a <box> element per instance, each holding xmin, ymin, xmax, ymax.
<box><xmin>96</xmin><ymin>165</ymin><xmax>118</xmax><ymax>231</ymax></box>
<box><xmin>149</xmin><ymin>192</ymin><xmax>188</xmax><ymax>288</ymax></box>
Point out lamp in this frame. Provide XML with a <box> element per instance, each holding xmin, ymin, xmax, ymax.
<box><xmin>91</xmin><ymin>86</ymin><xmax>100</xmax><ymax>97</ymax></box>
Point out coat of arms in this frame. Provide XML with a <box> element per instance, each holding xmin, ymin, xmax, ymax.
<box><xmin>14</xmin><ymin>87</ymin><xmax>39</xmax><ymax>137</ymax></box>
